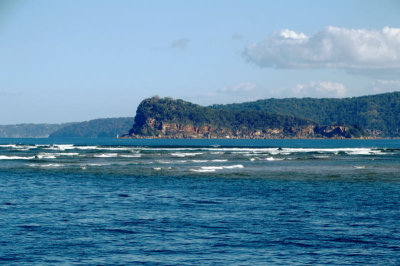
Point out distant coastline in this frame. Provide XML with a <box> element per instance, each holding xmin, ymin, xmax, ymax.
<box><xmin>2</xmin><ymin>91</ymin><xmax>400</xmax><ymax>139</ymax></box>
<box><xmin>119</xmin><ymin>135</ymin><xmax>379</xmax><ymax>140</ymax></box>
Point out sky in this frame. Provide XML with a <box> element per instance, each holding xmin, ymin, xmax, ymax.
<box><xmin>1</xmin><ymin>0</ymin><xmax>400</xmax><ymax>124</ymax></box>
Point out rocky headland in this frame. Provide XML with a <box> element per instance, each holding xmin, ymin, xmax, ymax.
<box><xmin>124</xmin><ymin>96</ymin><xmax>364</xmax><ymax>139</ymax></box>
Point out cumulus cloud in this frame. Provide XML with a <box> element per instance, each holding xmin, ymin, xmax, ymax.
<box><xmin>244</xmin><ymin>27</ymin><xmax>400</xmax><ymax>76</ymax></box>
<box><xmin>170</xmin><ymin>38</ymin><xmax>190</xmax><ymax>50</ymax></box>
<box><xmin>287</xmin><ymin>81</ymin><xmax>347</xmax><ymax>98</ymax></box>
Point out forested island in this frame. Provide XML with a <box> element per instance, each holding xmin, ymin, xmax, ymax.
<box><xmin>2</xmin><ymin>92</ymin><xmax>399</xmax><ymax>138</ymax></box>
<box><xmin>125</xmin><ymin>92</ymin><xmax>400</xmax><ymax>139</ymax></box>
<box><xmin>125</xmin><ymin>97</ymin><xmax>360</xmax><ymax>139</ymax></box>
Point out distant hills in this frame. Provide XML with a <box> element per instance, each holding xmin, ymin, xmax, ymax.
<box><xmin>0</xmin><ymin>118</ymin><xmax>134</xmax><ymax>138</ymax></box>
<box><xmin>2</xmin><ymin>91</ymin><xmax>400</xmax><ymax>138</ymax></box>
<box><xmin>0</xmin><ymin>123</ymin><xmax>67</xmax><ymax>138</ymax></box>
<box><xmin>49</xmin><ymin>117</ymin><xmax>134</xmax><ymax>138</ymax></box>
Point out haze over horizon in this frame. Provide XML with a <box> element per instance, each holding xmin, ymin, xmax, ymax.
<box><xmin>1</xmin><ymin>0</ymin><xmax>400</xmax><ymax>124</ymax></box>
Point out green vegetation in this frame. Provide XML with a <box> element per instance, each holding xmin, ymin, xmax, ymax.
<box><xmin>49</xmin><ymin>117</ymin><xmax>135</xmax><ymax>138</ymax></box>
<box><xmin>211</xmin><ymin>92</ymin><xmax>400</xmax><ymax>137</ymax></box>
<box><xmin>1</xmin><ymin>118</ymin><xmax>134</xmax><ymax>138</ymax></box>
<box><xmin>0</xmin><ymin>123</ymin><xmax>67</xmax><ymax>138</ymax></box>
<box><xmin>4</xmin><ymin>92</ymin><xmax>398</xmax><ymax>138</ymax></box>
<box><xmin>129</xmin><ymin>96</ymin><xmax>320</xmax><ymax>137</ymax></box>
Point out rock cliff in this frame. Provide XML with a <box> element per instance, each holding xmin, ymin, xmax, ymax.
<box><xmin>125</xmin><ymin>97</ymin><xmax>363</xmax><ymax>139</ymax></box>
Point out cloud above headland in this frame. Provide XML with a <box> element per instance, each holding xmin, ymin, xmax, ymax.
<box><xmin>244</xmin><ymin>27</ymin><xmax>400</xmax><ymax>77</ymax></box>
<box><xmin>218</xmin><ymin>82</ymin><xmax>256</xmax><ymax>94</ymax></box>
<box><xmin>287</xmin><ymin>81</ymin><xmax>347</xmax><ymax>98</ymax></box>
<box><xmin>187</xmin><ymin>80</ymin><xmax>348</xmax><ymax>106</ymax></box>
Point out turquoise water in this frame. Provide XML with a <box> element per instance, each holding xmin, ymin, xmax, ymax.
<box><xmin>1</xmin><ymin>138</ymin><xmax>400</xmax><ymax>264</ymax></box>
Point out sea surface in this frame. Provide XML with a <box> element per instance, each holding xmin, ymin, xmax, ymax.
<box><xmin>1</xmin><ymin>138</ymin><xmax>400</xmax><ymax>265</ymax></box>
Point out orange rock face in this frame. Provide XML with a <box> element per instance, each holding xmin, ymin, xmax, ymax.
<box><xmin>130</xmin><ymin>118</ymin><xmax>357</xmax><ymax>139</ymax></box>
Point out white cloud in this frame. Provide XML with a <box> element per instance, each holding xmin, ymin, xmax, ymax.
<box><xmin>368</xmin><ymin>79</ymin><xmax>400</xmax><ymax>94</ymax></box>
<box><xmin>374</xmin><ymin>79</ymin><xmax>400</xmax><ymax>86</ymax></box>
<box><xmin>288</xmin><ymin>81</ymin><xmax>347</xmax><ymax>98</ymax></box>
<box><xmin>186</xmin><ymin>82</ymin><xmax>261</xmax><ymax>105</ymax></box>
<box><xmin>187</xmin><ymin>81</ymin><xmax>348</xmax><ymax>105</ymax></box>
<box><xmin>244</xmin><ymin>27</ymin><xmax>400</xmax><ymax>77</ymax></box>
<box><xmin>218</xmin><ymin>82</ymin><xmax>256</xmax><ymax>93</ymax></box>
<box><xmin>170</xmin><ymin>38</ymin><xmax>190</xmax><ymax>50</ymax></box>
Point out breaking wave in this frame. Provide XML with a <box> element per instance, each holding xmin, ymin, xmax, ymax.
<box><xmin>190</xmin><ymin>164</ymin><xmax>244</xmax><ymax>173</ymax></box>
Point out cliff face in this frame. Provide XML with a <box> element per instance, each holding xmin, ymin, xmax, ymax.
<box><xmin>126</xmin><ymin>97</ymin><xmax>363</xmax><ymax>139</ymax></box>
<box><xmin>212</xmin><ymin>91</ymin><xmax>400</xmax><ymax>137</ymax></box>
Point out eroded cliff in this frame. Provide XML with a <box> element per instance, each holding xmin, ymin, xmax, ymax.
<box><xmin>125</xmin><ymin>97</ymin><xmax>364</xmax><ymax>139</ymax></box>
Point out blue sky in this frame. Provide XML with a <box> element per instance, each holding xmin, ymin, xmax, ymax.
<box><xmin>1</xmin><ymin>0</ymin><xmax>400</xmax><ymax>124</ymax></box>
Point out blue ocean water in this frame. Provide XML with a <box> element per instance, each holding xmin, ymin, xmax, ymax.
<box><xmin>1</xmin><ymin>138</ymin><xmax>400</xmax><ymax>264</ymax></box>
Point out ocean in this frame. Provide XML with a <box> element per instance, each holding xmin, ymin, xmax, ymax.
<box><xmin>1</xmin><ymin>138</ymin><xmax>400</xmax><ymax>264</ymax></box>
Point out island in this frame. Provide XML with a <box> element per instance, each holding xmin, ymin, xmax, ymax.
<box><xmin>3</xmin><ymin>91</ymin><xmax>398</xmax><ymax>139</ymax></box>
<box><xmin>124</xmin><ymin>96</ymin><xmax>365</xmax><ymax>139</ymax></box>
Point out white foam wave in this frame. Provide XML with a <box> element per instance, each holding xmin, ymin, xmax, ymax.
<box><xmin>100</xmin><ymin>147</ymin><xmax>136</xmax><ymax>151</ymax></box>
<box><xmin>190</xmin><ymin>164</ymin><xmax>244</xmax><ymax>173</ymax></box>
<box><xmin>345</xmin><ymin>149</ymin><xmax>382</xmax><ymax>155</ymax></box>
<box><xmin>170</xmin><ymin>152</ymin><xmax>203</xmax><ymax>157</ymax></box>
<box><xmin>278</xmin><ymin>148</ymin><xmax>383</xmax><ymax>155</ymax></box>
<box><xmin>119</xmin><ymin>154</ymin><xmax>141</xmax><ymax>158</ymax></box>
<box><xmin>29</xmin><ymin>163</ymin><xmax>64</xmax><ymax>168</ymax></box>
<box><xmin>44</xmin><ymin>145</ymin><xmax>101</xmax><ymax>151</ymax></box>
<box><xmin>56</xmin><ymin>152</ymin><xmax>79</xmax><ymax>156</ymax></box>
<box><xmin>354</xmin><ymin>165</ymin><xmax>366</xmax><ymax>169</ymax></box>
<box><xmin>191</xmin><ymin>160</ymin><xmax>208</xmax><ymax>163</ymax></box>
<box><xmin>135</xmin><ymin>147</ymin><xmax>386</xmax><ymax>157</ymax></box>
<box><xmin>156</xmin><ymin>160</ymin><xmax>173</xmax><ymax>164</ymax></box>
<box><xmin>33</xmin><ymin>146</ymin><xmax>388</xmax><ymax>156</ymax></box>
<box><xmin>69</xmin><ymin>145</ymin><xmax>140</xmax><ymax>152</ymax></box>
<box><xmin>35</xmin><ymin>152</ymin><xmax>80</xmax><ymax>159</ymax></box>
<box><xmin>86</xmin><ymin>163</ymin><xmax>112</xmax><ymax>166</ymax></box>
<box><xmin>156</xmin><ymin>160</ymin><xmax>187</xmax><ymax>164</ymax></box>
<box><xmin>223</xmin><ymin>164</ymin><xmax>244</xmax><ymax>169</ymax></box>
<box><xmin>74</xmin><ymin>146</ymin><xmax>99</xmax><ymax>150</ymax></box>
<box><xmin>190</xmin><ymin>168</ymin><xmax>216</xmax><ymax>173</ymax></box>
<box><xmin>44</xmin><ymin>144</ymin><xmax>74</xmax><ymax>151</ymax></box>
<box><xmin>0</xmin><ymin>144</ymin><xmax>18</xmax><ymax>148</ymax></box>
<box><xmin>211</xmin><ymin>159</ymin><xmax>228</xmax><ymax>162</ymax></box>
<box><xmin>0</xmin><ymin>155</ymin><xmax>35</xmax><ymax>160</ymax></box>
<box><xmin>94</xmin><ymin>153</ymin><xmax>118</xmax><ymax>158</ymax></box>
<box><xmin>0</xmin><ymin>144</ymin><xmax>34</xmax><ymax>150</ymax></box>
<box><xmin>37</xmin><ymin>154</ymin><xmax>57</xmax><ymax>159</ymax></box>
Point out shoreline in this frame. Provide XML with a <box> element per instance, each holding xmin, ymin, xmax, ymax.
<box><xmin>119</xmin><ymin>135</ymin><xmax>393</xmax><ymax>140</ymax></box>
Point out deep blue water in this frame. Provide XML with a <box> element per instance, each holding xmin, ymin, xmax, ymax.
<box><xmin>1</xmin><ymin>138</ymin><xmax>400</xmax><ymax>264</ymax></box>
